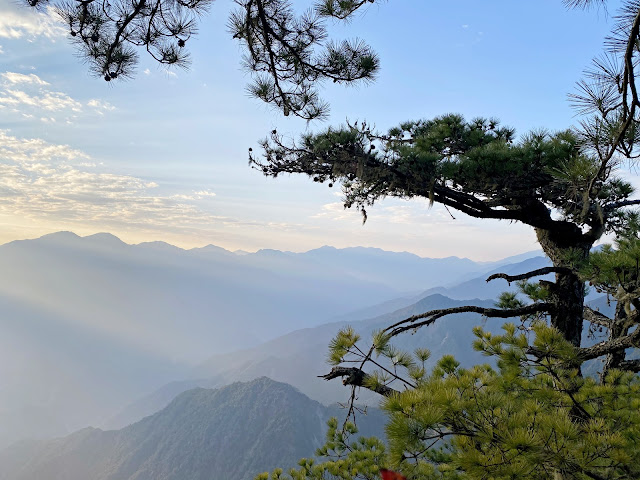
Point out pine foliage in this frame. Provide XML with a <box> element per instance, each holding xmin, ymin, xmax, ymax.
<box><xmin>23</xmin><ymin>0</ymin><xmax>380</xmax><ymax>119</ymax></box>
<box><xmin>259</xmin><ymin>325</ymin><xmax>640</xmax><ymax>480</ymax></box>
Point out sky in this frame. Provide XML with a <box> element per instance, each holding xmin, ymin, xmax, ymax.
<box><xmin>0</xmin><ymin>0</ymin><xmax>631</xmax><ymax>260</ymax></box>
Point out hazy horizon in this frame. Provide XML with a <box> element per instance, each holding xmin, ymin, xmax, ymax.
<box><xmin>0</xmin><ymin>229</ymin><xmax>542</xmax><ymax>262</ymax></box>
<box><xmin>0</xmin><ymin>229</ymin><xmax>545</xmax><ymax>449</ymax></box>
<box><xmin>0</xmin><ymin>1</ymin><xmax>622</xmax><ymax>260</ymax></box>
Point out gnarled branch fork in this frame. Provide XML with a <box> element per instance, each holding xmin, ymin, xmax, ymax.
<box><xmin>319</xmin><ymin>367</ymin><xmax>397</xmax><ymax>397</ymax></box>
<box><xmin>579</xmin><ymin>319</ymin><xmax>640</xmax><ymax>361</ymax></box>
<box><xmin>583</xmin><ymin>306</ymin><xmax>613</xmax><ymax>327</ymax></box>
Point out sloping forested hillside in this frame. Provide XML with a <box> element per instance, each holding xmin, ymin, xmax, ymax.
<box><xmin>0</xmin><ymin>378</ymin><xmax>385</xmax><ymax>480</ymax></box>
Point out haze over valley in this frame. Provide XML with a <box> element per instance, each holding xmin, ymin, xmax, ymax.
<box><xmin>2</xmin><ymin>1</ymin><xmax>634</xmax><ymax>477</ymax></box>
<box><xmin>0</xmin><ymin>231</ymin><xmax>544</xmax><ymax>453</ymax></box>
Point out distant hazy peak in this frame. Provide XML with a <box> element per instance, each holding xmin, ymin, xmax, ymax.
<box><xmin>1</xmin><ymin>231</ymin><xmax>544</xmax><ymax>264</ymax></box>
<box><xmin>189</xmin><ymin>244</ymin><xmax>233</xmax><ymax>255</ymax></box>
<box><xmin>84</xmin><ymin>232</ymin><xmax>128</xmax><ymax>246</ymax></box>
<box><xmin>35</xmin><ymin>231</ymin><xmax>81</xmax><ymax>242</ymax></box>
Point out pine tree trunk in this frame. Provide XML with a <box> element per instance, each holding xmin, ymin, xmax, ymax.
<box><xmin>550</xmin><ymin>270</ymin><xmax>586</xmax><ymax>347</ymax></box>
<box><xmin>602</xmin><ymin>302</ymin><xmax>629</xmax><ymax>378</ymax></box>
<box><xmin>536</xmin><ymin>227</ymin><xmax>591</xmax><ymax>347</ymax></box>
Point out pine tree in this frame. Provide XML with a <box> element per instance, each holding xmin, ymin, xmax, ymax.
<box><xmin>251</xmin><ymin>115</ymin><xmax>640</xmax><ymax>348</ymax></box>
<box><xmin>249</xmin><ymin>0</ymin><xmax>640</xmax><ymax>351</ymax></box>
<box><xmin>250</xmin><ymin>3</ymin><xmax>640</xmax><ymax>478</ymax></box>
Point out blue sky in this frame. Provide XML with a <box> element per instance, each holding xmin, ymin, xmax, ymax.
<box><xmin>0</xmin><ymin>0</ymin><xmax>629</xmax><ymax>259</ymax></box>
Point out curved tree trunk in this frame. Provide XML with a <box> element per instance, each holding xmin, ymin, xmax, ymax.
<box><xmin>536</xmin><ymin>227</ymin><xmax>592</xmax><ymax>347</ymax></box>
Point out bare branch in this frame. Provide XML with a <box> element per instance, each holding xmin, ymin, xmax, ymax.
<box><xmin>384</xmin><ymin>303</ymin><xmax>553</xmax><ymax>338</ymax></box>
<box><xmin>486</xmin><ymin>267</ymin><xmax>572</xmax><ymax>284</ymax></box>
<box><xmin>578</xmin><ymin>326</ymin><xmax>640</xmax><ymax>360</ymax></box>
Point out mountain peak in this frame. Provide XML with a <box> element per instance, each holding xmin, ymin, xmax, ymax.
<box><xmin>39</xmin><ymin>231</ymin><xmax>81</xmax><ymax>242</ymax></box>
<box><xmin>135</xmin><ymin>240</ymin><xmax>184</xmax><ymax>252</ymax></box>
<box><xmin>84</xmin><ymin>232</ymin><xmax>127</xmax><ymax>246</ymax></box>
<box><xmin>0</xmin><ymin>378</ymin><xmax>385</xmax><ymax>480</ymax></box>
<box><xmin>189</xmin><ymin>244</ymin><xmax>232</xmax><ymax>255</ymax></box>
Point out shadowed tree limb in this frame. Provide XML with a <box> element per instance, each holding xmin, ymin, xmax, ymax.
<box><xmin>384</xmin><ymin>303</ymin><xmax>554</xmax><ymax>337</ymax></box>
<box><xmin>604</xmin><ymin>198</ymin><xmax>640</xmax><ymax>212</ymax></box>
<box><xmin>578</xmin><ymin>326</ymin><xmax>640</xmax><ymax>361</ymax></box>
<box><xmin>618</xmin><ymin>359</ymin><xmax>640</xmax><ymax>372</ymax></box>
<box><xmin>486</xmin><ymin>267</ymin><xmax>572</xmax><ymax>284</ymax></box>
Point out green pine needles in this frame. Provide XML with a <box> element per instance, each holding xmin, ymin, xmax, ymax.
<box><xmin>258</xmin><ymin>323</ymin><xmax>640</xmax><ymax>480</ymax></box>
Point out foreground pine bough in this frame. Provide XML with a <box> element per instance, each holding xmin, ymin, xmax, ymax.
<box><xmin>257</xmin><ymin>323</ymin><xmax>640</xmax><ymax>480</ymax></box>
<box><xmin>23</xmin><ymin>0</ymin><xmax>380</xmax><ymax>120</ymax></box>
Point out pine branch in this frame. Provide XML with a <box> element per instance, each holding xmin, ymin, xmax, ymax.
<box><xmin>319</xmin><ymin>366</ymin><xmax>398</xmax><ymax>397</ymax></box>
<box><xmin>384</xmin><ymin>303</ymin><xmax>553</xmax><ymax>338</ymax></box>
<box><xmin>578</xmin><ymin>325</ymin><xmax>640</xmax><ymax>360</ymax></box>
<box><xmin>586</xmin><ymin>7</ymin><xmax>640</xmax><ymax>198</ymax></box>
<box><xmin>486</xmin><ymin>267</ymin><xmax>572</xmax><ymax>284</ymax></box>
<box><xmin>604</xmin><ymin>198</ymin><xmax>640</xmax><ymax>211</ymax></box>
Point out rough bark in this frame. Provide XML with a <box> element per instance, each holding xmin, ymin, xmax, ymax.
<box><xmin>535</xmin><ymin>227</ymin><xmax>592</xmax><ymax>347</ymax></box>
<box><xmin>486</xmin><ymin>266</ymin><xmax>572</xmax><ymax>284</ymax></box>
<box><xmin>602</xmin><ymin>302</ymin><xmax>629</xmax><ymax>378</ymax></box>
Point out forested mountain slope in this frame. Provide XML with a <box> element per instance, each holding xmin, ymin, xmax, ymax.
<box><xmin>0</xmin><ymin>378</ymin><xmax>386</xmax><ymax>480</ymax></box>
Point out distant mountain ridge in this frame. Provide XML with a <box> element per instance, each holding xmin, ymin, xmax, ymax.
<box><xmin>420</xmin><ymin>256</ymin><xmax>551</xmax><ymax>300</ymax></box>
<box><xmin>0</xmin><ymin>378</ymin><xmax>386</xmax><ymax>480</ymax></box>
<box><xmin>108</xmin><ymin>293</ymin><xmax>502</xmax><ymax>429</ymax></box>
<box><xmin>0</xmin><ymin>231</ymin><xmax>541</xmax><ymax>448</ymax></box>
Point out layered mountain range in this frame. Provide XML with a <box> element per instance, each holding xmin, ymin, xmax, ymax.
<box><xmin>0</xmin><ymin>231</ymin><xmax>546</xmax><ymax>460</ymax></box>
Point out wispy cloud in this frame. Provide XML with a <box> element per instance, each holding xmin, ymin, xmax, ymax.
<box><xmin>87</xmin><ymin>98</ymin><xmax>116</xmax><ymax>114</ymax></box>
<box><xmin>0</xmin><ymin>131</ymin><xmax>224</xmax><ymax>230</ymax></box>
<box><xmin>0</xmin><ymin>88</ymin><xmax>82</xmax><ymax>111</ymax></box>
<box><xmin>0</xmin><ymin>6</ymin><xmax>65</xmax><ymax>40</ymax></box>
<box><xmin>1</xmin><ymin>72</ymin><xmax>49</xmax><ymax>85</ymax></box>
<box><xmin>0</xmin><ymin>71</ymin><xmax>115</xmax><ymax>121</ymax></box>
<box><xmin>87</xmin><ymin>99</ymin><xmax>115</xmax><ymax>110</ymax></box>
<box><xmin>312</xmin><ymin>202</ymin><xmax>360</xmax><ymax>221</ymax></box>
<box><xmin>312</xmin><ymin>198</ymin><xmax>452</xmax><ymax>225</ymax></box>
<box><xmin>194</xmin><ymin>190</ymin><xmax>216</xmax><ymax>198</ymax></box>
